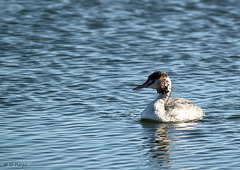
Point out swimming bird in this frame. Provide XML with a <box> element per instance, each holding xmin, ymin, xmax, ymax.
<box><xmin>133</xmin><ymin>71</ymin><xmax>205</xmax><ymax>122</ymax></box>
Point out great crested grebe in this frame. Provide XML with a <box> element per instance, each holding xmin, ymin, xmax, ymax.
<box><xmin>133</xmin><ymin>71</ymin><xmax>205</xmax><ymax>122</ymax></box>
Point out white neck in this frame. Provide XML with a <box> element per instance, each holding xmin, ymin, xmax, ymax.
<box><xmin>141</xmin><ymin>91</ymin><xmax>171</xmax><ymax>122</ymax></box>
<box><xmin>154</xmin><ymin>93</ymin><xmax>169</xmax><ymax>111</ymax></box>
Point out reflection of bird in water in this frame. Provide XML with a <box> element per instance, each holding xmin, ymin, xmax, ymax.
<box><xmin>140</xmin><ymin>122</ymin><xmax>200</xmax><ymax>168</ymax></box>
<box><xmin>133</xmin><ymin>71</ymin><xmax>205</xmax><ymax>122</ymax></box>
<box><xmin>153</xmin><ymin>125</ymin><xmax>172</xmax><ymax>167</ymax></box>
<box><xmin>140</xmin><ymin>122</ymin><xmax>172</xmax><ymax>168</ymax></box>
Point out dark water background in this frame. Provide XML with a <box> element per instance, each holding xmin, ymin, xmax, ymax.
<box><xmin>0</xmin><ymin>0</ymin><xmax>240</xmax><ymax>169</ymax></box>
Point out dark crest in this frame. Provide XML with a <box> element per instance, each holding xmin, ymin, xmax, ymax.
<box><xmin>147</xmin><ymin>71</ymin><xmax>168</xmax><ymax>81</ymax></box>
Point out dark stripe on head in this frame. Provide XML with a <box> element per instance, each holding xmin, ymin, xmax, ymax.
<box><xmin>147</xmin><ymin>71</ymin><xmax>168</xmax><ymax>81</ymax></box>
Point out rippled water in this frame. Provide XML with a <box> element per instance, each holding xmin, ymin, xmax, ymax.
<box><xmin>1</xmin><ymin>0</ymin><xmax>240</xmax><ymax>169</ymax></box>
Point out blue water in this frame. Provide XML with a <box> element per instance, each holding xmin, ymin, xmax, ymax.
<box><xmin>1</xmin><ymin>0</ymin><xmax>240</xmax><ymax>169</ymax></box>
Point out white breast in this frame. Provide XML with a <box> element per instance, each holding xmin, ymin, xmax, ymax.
<box><xmin>141</xmin><ymin>96</ymin><xmax>205</xmax><ymax>122</ymax></box>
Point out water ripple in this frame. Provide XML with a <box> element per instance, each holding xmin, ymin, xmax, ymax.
<box><xmin>0</xmin><ymin>0</ymin><xmax>240</xmax><ymax>169</ymax></box>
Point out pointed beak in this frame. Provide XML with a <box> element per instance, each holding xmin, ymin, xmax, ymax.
<box><xmin>133</xmin><ymin>81</ymin><xmax>150</xmax><ymax>90</ymax></box>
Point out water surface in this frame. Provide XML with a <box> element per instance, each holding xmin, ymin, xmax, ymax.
<box><xmin>0</xmin><ymin>0</ymin><xmax>240</xmax><ymax>169</ymax></box>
